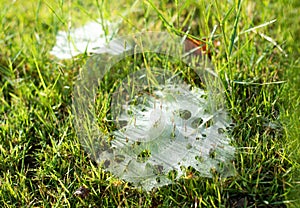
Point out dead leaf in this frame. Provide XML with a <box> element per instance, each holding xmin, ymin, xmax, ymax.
<box><xmin>184</xmin><ymin>36</ymin><xmax>220</xmax><ymax>57</ymax></box>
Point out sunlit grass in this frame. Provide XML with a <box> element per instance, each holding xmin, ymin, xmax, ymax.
<box><xmin>0</xmin><ymin>0</ymin><xmax>299</xmax><ymax>207</ymax></box>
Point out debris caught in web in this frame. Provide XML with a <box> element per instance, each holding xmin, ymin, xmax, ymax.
<box><xmin>72</xmin><ymin>32</ymin><xmax>235</xmax><ymax>191</ymax></box>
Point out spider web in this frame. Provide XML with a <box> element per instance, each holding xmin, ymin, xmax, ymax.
<box><xmin>97</xmin><ymin>68</ymin><xmax>235</xmax><ymax>191</ymax></box>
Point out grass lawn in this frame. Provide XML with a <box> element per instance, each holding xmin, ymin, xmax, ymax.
<box><xmin>0</xmin><ymin>0</ymin><xmax>299</xmax><ymax>207</ymax></box>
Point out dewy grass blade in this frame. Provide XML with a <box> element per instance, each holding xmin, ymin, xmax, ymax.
<box><xmin>43</xmin><ymin>1</ymin><xmax>66</xmax><ymax>25</ymax></box>
<box><xmin>146</xmin><ymin>0</ymin><xmax>174</xmax><ymax>29</ymax></box>
<box><xmin>228</xmin><ymin>0</ymin><xmax>242</xmax><ymax>57</ymax></box>
<box><xmin>218</xmin><ymin>4</ymin><xmax>234</xmax><ymax>57</ymax></box>
<box><xmin>257</xmin><ymin>32</ymin><xmax>288</xmax><ymax>57</ymax></box>
<box><xmin>31</xmin><ymin>50</ymin><xmax>47</xmax><ymax>90</ymax></box>
<box><xmin>240</xmin><ymin>19</ymin><xmax>277</xmax><ymax>34</ymax></box>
